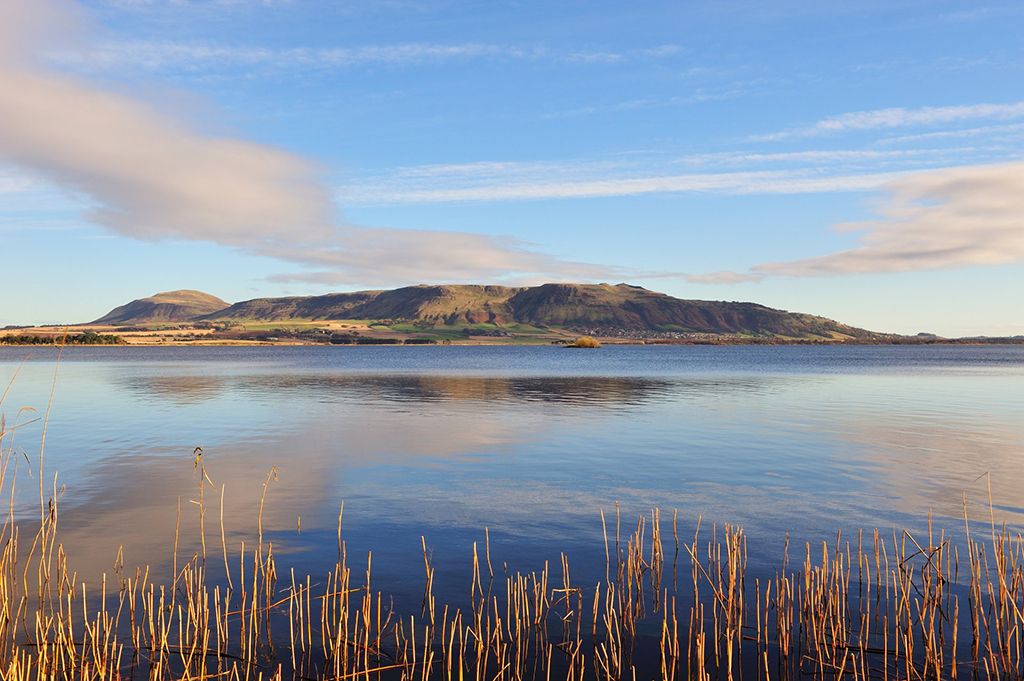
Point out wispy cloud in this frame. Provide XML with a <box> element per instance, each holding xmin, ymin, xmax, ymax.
<box><xmin>939</xmin><ymin>8</ymin><xmax>991</xmax><ymax>22</ymax></box>
<box><xmin>563</xmin><ymin>51</ymin><xmax>622</xmax><ymax>64</ymax></box>
<box><xmin>0</xmin><ymin>169</ymin><xmax>43</xmax><ymax>195</ymax></box>
<box><xmin>538</xmin><ymin>89</ymin><xmax>742</xmax><ymax>120</ymax></box>
<box><xmin>0</xmin><ymin>0</ymin><xmax>612</xmax><ymax>287</ymax></box>
<box><xmin>47</xmin><ymin>39</ymin><xmax>691</xmax><ymax>74</ymax></box>
<box><xmin>107</xmin><ymin>0</ymin><xmax>293</xmax><ymax>6</ymax></box>
<box><xmin>687</xmin><ymin>161</ymin><xmax>1024</xmax><ymax>282</ymax></box>
<box><xmin>538</xmin><ymin>98</ymin><xmax>656</xmax><ymax>120</ymax></box>
<box><xmin>875</xmin><ymin>122</ymin><xmax>1024</xmax><ymax>145</ymax></box>
<box><xmin>341</xmin><ymin>169</ymin><xmax>907</xmax><ymax>204</ymax></box>
<box><xmin>265</xmin><ymin>229</ymin><xmax>619</xmax><ymax>286</ymax></box>
<box><xmin>48</xmin><ymin>41</ymin><xmax>528</xmax><ymax>72</ymax></box>
<box><xmin>338</xmin><ymin>143</ymin><xmax>1012</xmax><ymax>206</ymax></box>
<box><xmin>753</xmin><ymin>101</ymin><xmax>1024</xmax><ymax>141</ymax></box>
<box><xmin>640</xmin><ymin>45</ymin><xmax>684</xmax><ymax>57</ymax></box>
<box><xmin>675</xmin><ymin>146</ymin><xmax>995</xmax><ymax>167</ymax></box>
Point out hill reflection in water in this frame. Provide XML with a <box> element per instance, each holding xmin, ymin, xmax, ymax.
<box><xmin>116</xmin><ymin>371</ymin><xmax>789</xmax><ymax>409</ymax></box>
<box><xmin>1</xmin><ymin>345</ymin><xmax>1023</xmax><ymax>611</ymax></box>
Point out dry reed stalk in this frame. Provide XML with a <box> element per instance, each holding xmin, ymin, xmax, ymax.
<box><xmin>2</xmin><ymin>409</ymin><xmax>1024</xmax><ymax>681</ymax></box>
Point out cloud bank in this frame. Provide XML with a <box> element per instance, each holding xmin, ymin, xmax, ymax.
<box><xmin>693</xmin><ymin>161</ymin><xmax>1024</xmax><ymax>282</ymax></box>
<box><xmin>0</xmin><ymin>0</ymin><xmax>610</xmax><ymax>286</ymax></box>
<box><xmin>0</xmin><ymin>66</ymin><xmax>338</xmax><ymax>246</ymax></box>
<box><xmin>265</xmin><ymin>229</ymin><xmax>617</xmax><ymax>285</ymax></box>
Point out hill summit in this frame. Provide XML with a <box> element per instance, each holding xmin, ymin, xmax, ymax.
<box><xmin>92</xmin><ymin>290</ymin><xmax>230</xmax><ymax>324</ymax></box>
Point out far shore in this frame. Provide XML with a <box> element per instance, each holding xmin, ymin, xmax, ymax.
<box><xmin>2</xmin><ymin>322</ymin><xmax>1022</xmax><ymax>348</ymax></box>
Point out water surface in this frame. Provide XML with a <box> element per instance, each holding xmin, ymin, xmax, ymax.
<box><xmin>1</xmin><ymin>344</ymin><xmax>1022</xmax><ymax>606</ymax></box>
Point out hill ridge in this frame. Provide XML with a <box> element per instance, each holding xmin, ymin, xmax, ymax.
<box><xmin>203</xmin><ymin>283</ymin><xmax>875</xmax><ymax>339</ymax></box>
<box><xmin>92</xmin><ymin>283</ymin><xmax>879</xmax><ymax>339</ymax></box>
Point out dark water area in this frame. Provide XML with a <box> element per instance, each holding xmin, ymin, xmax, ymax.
<box><xmin>1</xmin><ymin>344</ymin><xmax>1023</xmax><ymax>678</ymax></box>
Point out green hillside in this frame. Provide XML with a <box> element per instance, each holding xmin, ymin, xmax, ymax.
<box><xmin>194</xmin><ymin>283</ymin><xmax>880</xmax><ymax>339</ymax></box>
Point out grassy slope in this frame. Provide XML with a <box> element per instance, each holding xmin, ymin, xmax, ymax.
<box><xmin>505</xmin><ymin>284</ymin><xmax>877</xmax><ymax>339</ymax></box>
<box><xmin>112</xmin><ymin>283</ymin><xmax>883</xmax><ymax>340</ymax></box>
<box><xmin>207</xmin><ymin>285</ymin><xmax>521</xmax><ymax>325</ymax></box>
<box><xmin>93</xmin><ymin>290</ymin><xmax>230</xmax><ymax>324</ymax></box>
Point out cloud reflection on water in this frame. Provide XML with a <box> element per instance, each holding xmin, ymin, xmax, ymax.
<box><xmin>39</xmin><ymin>371</ymin><xmax>802</xmax><ymax>585</ymax></box>
<box><xmin>1</xmin><ymin>353</ymin><xmax>1021</xmax><ymax>599</ymax></box>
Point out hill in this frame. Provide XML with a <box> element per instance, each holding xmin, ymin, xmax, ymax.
<box><xmin>206</xmin><ymin>285</ymin><xmax>520</xmax><ymax>325</ymax></box>
<box><xmin>93</xmin><ymin>290</ymin><xmax>230</xmax><ymax>324</ymax></box>
<box><xmin>201</xmin><ymin>283</ymin><xmax>880</xmax><ymax>340</ymax></box>
<box><xmin>503</xmin><ymin>284</ymin><xmax>875</xmax><ymax>338</ymax></box>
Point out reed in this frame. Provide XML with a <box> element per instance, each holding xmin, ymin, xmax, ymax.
<box><xmin>2</xmin><ymin>388</ymin><xmax>1023</xmax><ymax>679</ymax></box>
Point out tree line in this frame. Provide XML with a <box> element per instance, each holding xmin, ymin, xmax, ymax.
<box><xmin>0</xmin><ymin>332</ymin><xmax>126</xmax><ymax>345</ymax></box>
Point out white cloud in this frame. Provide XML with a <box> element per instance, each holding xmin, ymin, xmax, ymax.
<box><xmin>875</xmin><ymin>122</ymin><xmax>1024</xmax><ymax>145</ymax></box>
<box><xmin>337</xmin><ymin>144</ymin><xmax>1016</xmax><ymax>206</ymax></box>
<box><xmin>690</xmin><ymin>161</ymin><xmax>1024</xmax><ymax>281</ymax></box>
<box><xmin>564</xmin><ymin>51</ymin><xmax>622</xmax><ymax>64</ymax></box>
<box><xmin>48</xmin><ymin>41</ymin><xmax>525</xmax><ymax>72</ymax></box>
<box><xmin>753</xmin><ymin>101</ymin><xmax>1024</xmax><ymax>141</ymax></box>
<box><xmin>676</xmin><ymin>146</ymin><xmax>992</xmax><ymax>167</ymax></box>
<box><xmin>639</xmin><ymin>45</ymin><xmax>684</xmax><ymax>57</ymax></box>
<box><xmin>342</xmin><ymin>169</ymin><xmax>906</xmax><ymax>204</ymax></box>
<box><xmin>0</xmin><ymin>65</ymin><xmax>338</xmax><ymax>245</ymax></box>
<box><xmin>0</xmin><ymin>0</ymin><xmax>614</xmax><ymax>287</ymax></box>
<box><xmin>0</xmin><ymin>169</ymin><xmax>43</xmax><ymax>195</ymax></box>
<box><xmin>107</xmin><ymin>0</ymin><xmax>292</xmax><ymax>6</ymax></box>
<box><xmin>940</xmin><ymin>8</ymin><xmax>991</xmax><ymax>21</ymax></box>
<box><xmin>677</xmin><ymin>270</ymin><xmax>761</xmax><ymax>284</ymax></box>
<box><xmin>8</xmin><ymin>1</ymin><xmax>1020</xmax><ymax>290</ymax></box>
<box><xmin>265</xmin><ymin>229</ymin><xmax>619</xmax><ymax>285</ymax></box>
<box><xmin>538</xmin><ymin>98</ymin><xmax>656</xmax><ymax>120</ymax></box>
<box><xmin>537</xmin><ymin>88</ymin><xmax>743</xmax><ymax>120</ymax></box>
<box><xmin>47</xmin><ymin>39</ymin><xmax>691</xmax><ymax>75</ymax></box>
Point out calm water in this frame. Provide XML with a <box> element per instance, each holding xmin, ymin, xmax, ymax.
<box><xmin>1</xmin><ymin>344</ymin><xmax>1023</xmax><ymax>608</ymax></box>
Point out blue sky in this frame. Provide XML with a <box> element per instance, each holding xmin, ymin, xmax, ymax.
<box><xmin>2</xmin><ymin>0</ymin><xmax>1023</xmax><ymax>335</ymax></box>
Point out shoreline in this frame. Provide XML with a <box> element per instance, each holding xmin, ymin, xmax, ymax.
<box><xmin>2</xmin><ymin>338</ymin><xmax>1023</xmax><ymax>348</ymax></box>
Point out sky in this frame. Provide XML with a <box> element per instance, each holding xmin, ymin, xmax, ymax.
<box><xmin>1</xmin><ymin>0</ymin><xmax>1023</xmax><ymax>336</ymax></box>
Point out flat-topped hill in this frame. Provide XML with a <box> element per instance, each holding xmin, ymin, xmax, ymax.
<box><xmin>501</xmin><ymin>283</ymin><xmax>873</xmax><ymax>337</ymax></box>
<box><xmin>91</xmin><ymin>283</ymin><xmax>881</xmax><ymax>339</ymax></box>
<box><xmin>194</xmin><ymin>283</ymin><xmax>877</xmax><ymax>339</ymax></box>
